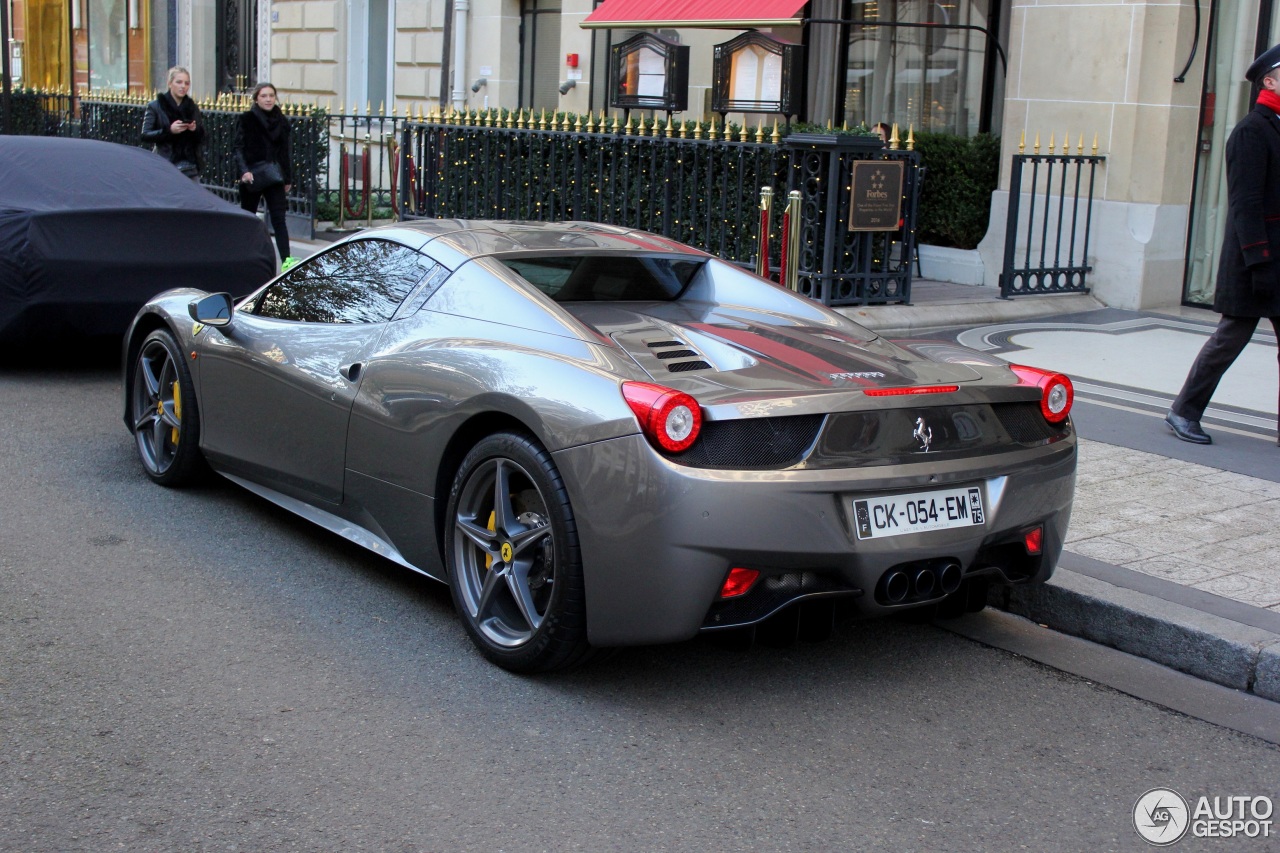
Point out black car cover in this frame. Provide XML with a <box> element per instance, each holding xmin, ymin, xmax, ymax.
<box><xmin>0</xmin><ymin>136</ymin><xmax>277</xmax><ymax>345</ymax></box>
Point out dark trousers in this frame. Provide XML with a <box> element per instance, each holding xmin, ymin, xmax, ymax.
<box><xmin>239</xmin><ymin>182</ymin><xmax>290</xmax><ymax>262</ymax></box>
<box><xmin>1172</xmin><ymin>314</ymin><xmax>1280</xmax><ymax>429</ymax></box>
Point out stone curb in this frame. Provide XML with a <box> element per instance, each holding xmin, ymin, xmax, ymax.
<box><xmin>991</xmin><ymin>568</ymin><xmax>1280</xmax><ymax>702</ymax></box>
<box><xmin>836</xmin><ymin>292</ymin><xmax>1104</xmax><ymax>335</ymax></box>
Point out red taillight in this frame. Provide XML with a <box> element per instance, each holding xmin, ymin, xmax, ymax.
<box><xmin>719</xmin><ymin>567</ymin><xmax>760</xmax><ymax>599</ymax></box>
<box><xmin>1023</xmin><ymin>526</ymin><xmax>1043</xmax><ymax>555</ymax></box>
<box><xmin>863</xmin><ymin>385</ymin><xmax>960</xmax><ymax>397</ymax></box>
<box><xmin>1009</xmin><ymin>364</ymin><xmax>1073</xmax><ymax>424</ymax></box>
<box><xmin>621</xmin><ymin>381</ymin><xmax>703</xmax><ymax>453</ymax></box>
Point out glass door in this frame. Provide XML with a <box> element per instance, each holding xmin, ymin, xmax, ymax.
<box><xmin>1184</xmin><ymin>0</ymin><xmax>1275</xmax><ymax>305</ymax></box>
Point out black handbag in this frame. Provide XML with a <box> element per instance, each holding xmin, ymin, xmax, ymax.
<box><xmin>246</xmin><ymin>161</ymin><xmax>284</xmax><ymax>189</ymax></box>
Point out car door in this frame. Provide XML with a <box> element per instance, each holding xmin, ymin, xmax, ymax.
<box><xmin>197</xmin><ymin>239</ymin><xmax>432</xmax><ymax>504</ymax></box>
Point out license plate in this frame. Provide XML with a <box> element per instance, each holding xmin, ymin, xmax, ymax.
<box><xmin>853</xmin><ymin>486</ymin><xmax>985</xmax><ymax>540</ymax></box>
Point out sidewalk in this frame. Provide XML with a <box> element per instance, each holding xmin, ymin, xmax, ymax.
<box><xmin>838</xmin><ymin>279</ymin><xmax>1280</xmax><ymax>704</ymax></box>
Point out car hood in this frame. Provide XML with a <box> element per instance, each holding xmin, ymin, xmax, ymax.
<box><xmin>561</xmin><ymin>302</ymin><xmax>982</xmax><ymax>405</ymax></box>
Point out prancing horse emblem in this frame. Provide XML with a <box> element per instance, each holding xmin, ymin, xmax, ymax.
<box><xmin>913</xmin><ymin>417</ymin><xmax>933</xmax><ymax>453</ymax></box>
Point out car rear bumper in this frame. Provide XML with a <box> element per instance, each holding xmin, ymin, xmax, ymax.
<box><xmin>554</xmin><ymin>431</ymin><xmax>1077</xmax><ymax>646</ymax></box>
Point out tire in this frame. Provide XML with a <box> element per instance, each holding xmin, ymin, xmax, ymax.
<box><xmin>445</xmin><ymin>432</ymin><xmax>594</xmax><ymax>673</ymax></box>
<box><xmin>129</xmin><ymin>329</ymin><xmax>205</xmax><ymax>487</ymax></box>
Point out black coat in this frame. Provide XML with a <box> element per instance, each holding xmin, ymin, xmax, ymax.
<box><xmin>140</xmin><ymin>92</ymin><xmax>205</xmax><ymax>171</ymax></box>
<box><xmin>233</xmin><ymin>106</ymin><xmax>293</xmax><ymax>185</ymax></box>
<box><xmin>1214</xmin><ymin>102</ymin><xmax>1280</xmax><ymax>316</ymax></box>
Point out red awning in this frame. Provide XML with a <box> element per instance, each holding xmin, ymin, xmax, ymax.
<box><xmin>581</xmin><ymin>0</ymin><xmax>808</xmax><ymax>29</ymax></box>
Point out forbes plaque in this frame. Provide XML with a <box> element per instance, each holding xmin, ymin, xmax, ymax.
<box><xmin>848</xmin><ymin>160</ymin><xmax>904</xmax><ymax>231</ymax></box>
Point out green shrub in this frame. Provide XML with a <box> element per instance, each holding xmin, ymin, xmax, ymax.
<box><xmin>913</xmin><ymin>131</ymin><xmax>1000</xmax><ymax>250</ymax></box>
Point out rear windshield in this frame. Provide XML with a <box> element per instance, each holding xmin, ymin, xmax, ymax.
<box><xmin>500</xmin><ymin>255</ymin><xmax>704</xmax><ymax>302</ymax></box>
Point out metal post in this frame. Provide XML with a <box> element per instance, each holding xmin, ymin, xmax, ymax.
<box><xmin>756</xmin><ymin>186</ymin><xmax>773</xmax><ymax>278</ymax></box>
<box><xmin>784</xmin><ymin>190</ymin><xmax>801</xmax><ymax>291</ymax></box>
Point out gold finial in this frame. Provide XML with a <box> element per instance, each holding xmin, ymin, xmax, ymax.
<box><xmin>539</xmin><ymin>109</ymin><xmax>547</xmax><ymax>130</ymax></box>
<box><xmin>772</xmin><ymin>117</ymin><xmax>781</xmax><ymax>144</ymax></box>
<box><xmin>1034</xmin><ymin>132</ymin><xmax>1041</xmax><ymax>154</ymax></box>
<box><xmin>739</xmin><ymin>122</ymin><xmax>749</xmax><ymax>142</ymax></box>
<box><xmin>586</xmin><ymin>112</ymin><xmax>595</xmax><ymax>133</ymax></box>
<box><xmin>679</xmin><ymin>120</ymin><xmax>687</xmax><ymax>139</ymax></box>
<box><xmin>693</xmin><ymin>120</ymin><xmax>703</xmax><ymax>140</ymax></box>
<box><xmin>889</xmin><ymin>122</ymin><xmax>900</xmax><ymax>150</ymax></box>
<box><xmin>1077</xmin><ymin>133</ymin><xmax>1084</xmax><ymax>155</ymax></box>
<box><xmin>624</xmin><ymin>114</ymin><xmax>634</xmax><ymax>135</ymax></box>
<box><xmin>826</xmin><ymin>118</ymin><xmax>832</xmax><ymax>130</ymax></box>
<box><xmin>666</xmin><ymin>117</ymin><xmax>675</xmax><ymax>138</ymax></box>
<box><xmin>366</xmin><ymin>100</ymin><xmax>372</xmax><ymax>116</ymax></box>
<box><xmin>709</xmin><ymin>117</ymin><xmax>718</xmax><ymax>141</ymax></box>
<box><xmin>841</xmin><ymin>120</ymin><xmax>848</xmax><ymax>132</ymax></box>
<box><xmin>1019</xmin><ymin>129</ymin><xmax>1026</xmax><ymax>154</ymax></box>
<box><xmin>1092</xmin><ymin>132</ymin><xmax>1099</xmax><ymax>154</ymax></box>
<box><xmin>378</xmin><ymin>100</ymin><xmax>385</xmax><ymax>116</ymax></box>
<box><xmin>755</xmin><ymin>120</ymin><xmax>765</xmax><ymax>143</ymax></box>
<box><xmin>906</xmin><ymin>124</ymin><xmax>915</xmax><ymax>151</ymax></box>
<box><xmin>1048</xmin><ymin>132</ymin><xmax>1055</xmax><ymax>154</ymax></box>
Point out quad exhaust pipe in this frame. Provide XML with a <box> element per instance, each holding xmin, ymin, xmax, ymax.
<box><xmin>880</xmin><ymin>560</ymin><xmax>963</xmax><ymax>604</ymax></box>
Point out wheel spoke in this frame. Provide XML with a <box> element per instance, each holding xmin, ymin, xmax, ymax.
<box><xmin>150</xmin><ymin>417</ymin><xmax>169</xmax><ymax>455</ymax></box>
<box><xmin>508</xmin><ymin>523</ymin><xmax>549</xmax><ymax>559</ymax></box>
<box><xmin>455</xmin><ymin>515</ymin><xmax>497</xmax><ymax>552</ymax></box>
<box><xmin>489</xmin><ymin>459</ymin><xmax>516</xmax><ymax>534</ymax></box>
<box><xmin>158</xmin><ymin>402</ymin><xmax>181</xmax><ymax>430</ymax></box>
<box><xmin>505</xmin><ymin>560</ymin><xmax>543</xmax><ymax>632</ymax></box>
<box><xmin>474</xmin><ymin>564</ymin><xmax>504</xmax><ymax>621</ymax></box>
<box><xmin>133</xmin><ymin>411</ymin><xmax>159</xmax><ymax>433</ymax></box>
<box><xmin>138</xmin><ymin>353</ymin><xmax>162</xmax><ymax>398</ymax></box>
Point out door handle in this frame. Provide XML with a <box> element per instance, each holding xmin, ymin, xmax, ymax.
<box><xmin>339</xmin><ymin>362</ymin><xmax>362</xmax><ymax>382</ymax></box>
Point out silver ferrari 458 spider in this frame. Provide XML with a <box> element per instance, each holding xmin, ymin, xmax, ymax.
<box><xmin>123</xmin><ymin>219</ymin><xmax>1076</xmax><ymax>672</ymax></box>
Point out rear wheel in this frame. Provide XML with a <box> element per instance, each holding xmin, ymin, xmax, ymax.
<box><xmin>445</xmin><ymin>432</ymin><xmax>593</xmax><ymax>672</ymax></box>
<box><xmin>130</xmin><ymin>329</ymin><xmax>204</xmax><ymax>487</ymax></box>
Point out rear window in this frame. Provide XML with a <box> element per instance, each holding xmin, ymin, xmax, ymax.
<box><xmin>500</xmin><ymin>255</ymin><xmax>704</xmax><ymax>302</ymax></box>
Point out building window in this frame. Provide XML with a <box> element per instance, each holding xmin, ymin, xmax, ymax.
<box><xmin>841</xmin><ymin>0</ymin><xmax>1000</xmax><ymax>136</ymax></box>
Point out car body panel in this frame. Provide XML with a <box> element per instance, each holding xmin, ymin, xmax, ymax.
<box><xmin>122</xmin><ymin>220</ymin><xmax>1077</xmax><ymax>653</ymax></box>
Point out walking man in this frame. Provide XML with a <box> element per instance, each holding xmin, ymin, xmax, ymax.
<box><xmin>1167</xmin><ymin>44</ymin><xmax>1280</xmax><ymax>446</ymax></box>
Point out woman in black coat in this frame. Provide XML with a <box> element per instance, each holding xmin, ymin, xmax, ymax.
<box><xmin>234</xmin><ymin>82</ymin><xmax>294</xmax><ymax>268</ymax></box>
<box><xmin>141</xmin><ymin>67</ymin><xmax>205</xmax><ymax>179</ymax></box>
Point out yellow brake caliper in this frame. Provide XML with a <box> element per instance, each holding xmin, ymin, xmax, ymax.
<box><xmin>171</xmin><ymin>381</ymin><xmax>182</xmax><ymax>445</ymax></box>
<box><xmin>484</xmin><ymin>510</ymin><xmax>496</xmax><ymax>569</ymax></box>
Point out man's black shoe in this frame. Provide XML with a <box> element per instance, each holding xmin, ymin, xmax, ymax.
<box><xmin>1165</xmin><ymin>411</ymin><xmax>1212</xmax><ymax>444</ymax></box>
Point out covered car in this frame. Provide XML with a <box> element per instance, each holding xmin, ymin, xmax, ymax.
<box><xmin>122</xmin><ymin>220</ymin><xmax>1077</xmax><ymax>672</ymax></box>
<box><xmin>0</xmin><ymin>136</ymin><xmax>276</xmax><ymax>346</ymax></box>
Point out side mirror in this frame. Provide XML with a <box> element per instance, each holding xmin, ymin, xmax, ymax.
<box><xmin>188</xmin><ymin>292</ymin><xmax>234</xmax><ymax>327</ymax></box>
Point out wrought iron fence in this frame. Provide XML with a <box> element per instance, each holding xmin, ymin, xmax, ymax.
<box><xmin>1000</xmin><ymin>149</ymin><xmax>1105</xmax><ymax>297</ymax></box>
<box><xmin>400</xmin><ymin>114</ymin><xmax>923</xmax><ymax>306</ymax></box>
<box><xmin>0</xmin><ymin>89</ymin><xmax>76</xmax><ymax>136</ymax></box>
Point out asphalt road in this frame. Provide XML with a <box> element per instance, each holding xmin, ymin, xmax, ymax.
<box><xmin>3</xmin><ymin>361</ymin><xmax>1279</xmax><ymax>852</ymax></box>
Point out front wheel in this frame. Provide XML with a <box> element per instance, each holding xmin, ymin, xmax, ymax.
<box><xmin>445</xmin><ymin>432</ymin><xmax>593</xmax><ymax>672</ymax></box>
<box><xmin>130</xmin><ymin>328</ymin><xmax>205</xmax><ymax>486</ymax></box>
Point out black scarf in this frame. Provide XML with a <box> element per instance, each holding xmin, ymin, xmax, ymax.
<box><xmin>251</xmin><ymin>104</ymin><xmax>289</xmax><ymax>143</ymax></box>
<box><xmin>157</xmin><ymin>91</ymin><xmax>197</xmax><ymax>124</ymax></box>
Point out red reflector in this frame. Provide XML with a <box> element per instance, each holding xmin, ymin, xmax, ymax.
<box><xmin>719</xmin><ymin>567</ymin><xmax>760</xmax><ymax>599</ymax></box>
<box><xmin>1023</xmin><ymin>526</ymin><xmax>1043</xmax><ymax>555</ymax></box>
<box><xmin>863</xmin><ymin>385</ymin><xmax>960</xmax><ymax>397</ymax></box>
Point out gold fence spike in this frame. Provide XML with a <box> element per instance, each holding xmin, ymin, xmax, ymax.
<box><xmin>1019</xmin><ymin>129</ymin><xmax>1026</xmax><ymax>154</ymax></box>
<box><xmin>693</xmin><ymin>120</ymin><xmax>703</xmax><ymax>140</ymax></box>
<box><xmin>1048</xmin><ymin>133</ymin><xmax>1055</xmax><ymax>153</ymax></box>
<box><xmin>739</xmin><ymin>122</ymin><xmax>749</xmax><ymax>142</ymax></box>
<box><xmin>1077</xmin><ymin>133</ymin><xmax>1084</xmax><ymax>155</ymax></box>
<box><xmin>906</xmin><ymin>125</ymin><xmax>915</xmax><ymax>151</ymax></box>
<box><xmin>755</xmin><ymin>120</ymin><xmax>764</xmax><ymax>143</ymax></box>
<box><xmin>890</xmin><ymin>122</ymin><xmax>900</xmax><ymax>150</ymax></box>
<box><xmin>1034</xmin><ymin>132</ymin><xmax>1041</xmax><ymax>154</ymax></box>
<box><xmin>709</xmin><ymin>117</ymin><xmax>718</xmax><ymax>141</ymax></box>
<box><xmin>1092</xmin><ymin>132</ymin><xmax>1099</xmax><ymax>154</ymax></box>
<box><xmin>772</xmin><ymin>117</ymin><xmax>781</xmax><ymax>144</ymax></box>
<box><xmin>378</xmin><ymin>100</ymin><xmax>385</xmax><ymax>116</ymax></box>
<box><xmin>625</xmin><ymin>114</ymin><xmax>633</xmax><ymax>135</ymax></box>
